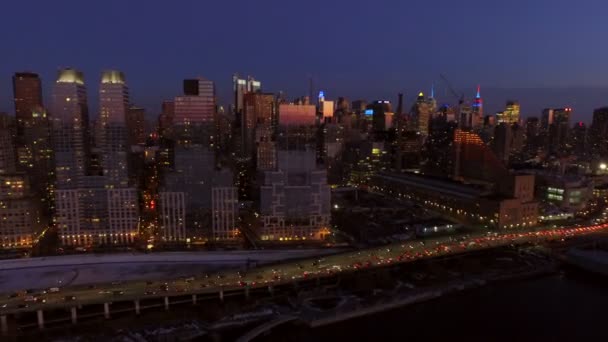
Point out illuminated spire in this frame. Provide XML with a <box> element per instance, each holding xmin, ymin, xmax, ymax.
<box><xmin>430</xmin><ymin>83</ymin><xmax>435</xmax><ymax>98</ymax></box>
<box><xmin>418</xmin><ymin>91</ymin><xmax>424</xmax><ymax>97</ymax></box>
<box><xmin>476</xmin><ymin>85</ymin><xmax>481</xmax><ymax>99</ymax></box>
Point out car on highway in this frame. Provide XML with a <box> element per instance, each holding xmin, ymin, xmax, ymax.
<box><xmin>113</xmin><ymin>290</ymin><xmax>124</xmax><ymax>296</ymax></box>
<box><xmin>64</xmin><ymin>296</ymin><xmax>76</xmax><ymax>302</ymax></box>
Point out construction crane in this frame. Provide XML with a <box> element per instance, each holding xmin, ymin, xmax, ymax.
<box><xmin>439</xmin><ymin>74</ymin><xmax>465</xmax><ymax>105</ymax></box>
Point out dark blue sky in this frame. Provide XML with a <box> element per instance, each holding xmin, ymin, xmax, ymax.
<box><xmin>1</xmin><ymin>0</ymin><xmax>608</xmax><ymax>122</ymax></box>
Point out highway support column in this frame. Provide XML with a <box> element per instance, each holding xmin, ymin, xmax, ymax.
<box><xmin>164</xmin><ymin>296</ymin><xmax>169</xmax><ymax>310</ymax></box>
<box><xmin>104</xmin><ymin>302</ymin><xmax>110</xmax><ymax>319</ymax></box>
<box><xmin>70</xmin><ymin>307</ymin><xmax>77</xmax><ymax>324</ymax></box>
<box><xmin>37</xmin><ymin>310</ymin><xmax>44</xmax><ymax>329</ymax></box>
<box><xmin>268</xmin><ymin>285</ymin><xmax>274</xmax><ymax>296</ymax></box>
<box><xmin>192</xmin><ymin>294</ymin><xmax>197</xmax><ymax>305</ymax></box>
<box><xmin>1</xmin><ymin>315</ymin><xmax>8</xmax><ymax>335</ymax></box>
<box><xmin>134</xmin><ymin>300</ymin><xmax>140</xmax><ymax>315</ymax></box>
<box><xmin>219</xmin><ymin>288</ymin><xmax>224</xmax><ymax>302</ymax></box>
<box><xmin>245</xmin><ymin>285</ymin><xmax>250</xmax><ymax>300</ymax></box>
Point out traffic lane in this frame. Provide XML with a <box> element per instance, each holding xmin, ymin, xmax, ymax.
<box><xmin>1</xmin><ymin>223</ymin><xmax>606</xmax><ymax>314</ymax></box>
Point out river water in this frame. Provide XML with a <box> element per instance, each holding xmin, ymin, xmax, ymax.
<box><xmin>262</xmin><ymin>269</ymin><xmax>608</xmax><ymax>341</ymax></box>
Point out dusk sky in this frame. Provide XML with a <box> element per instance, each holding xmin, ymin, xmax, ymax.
<box><xmin>1</xmin><ymin>0</ymin><xmax>608</xmax><ymax>122</ymax></box>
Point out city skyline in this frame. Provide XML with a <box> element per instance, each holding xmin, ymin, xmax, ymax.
<box><xmin>2</xmin><ymin>0</ymin><xmax>608</xmax><ymax>122</ymax></box>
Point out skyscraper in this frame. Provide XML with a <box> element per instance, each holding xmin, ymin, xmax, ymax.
<box><xmin>571</xmin><ymin>121</ymin><xmax>588</xmax><ymax>158</ymax></box>
<box><xmin>51</xmin><ymin>68</ymin><xmax>90</xmax><ymax>189</ymax></box>
<box><xmin>242</xmin><ymin>92</ymin><xmax>275</xmax><ymax>159</ymax></box>
<box><xmin>411</xmin><ymin>92</ymin><xmax>430</xmax><ymax>135</ymax></box>
<box><xmin>258</xmin><ymin>100</ymin><xmax>330</xmax><ymax>241</ymax></box>
<box><xmin>496</xmin><ymin>101</ymin><xmax>520</xmax><ymax>124</ymax></box>
<box><xmin>471</xmin><ymin>86</ymin><xmax>483</xmax><ymax>129</ymax></box>
<box><xmin>126</xmin><ymin>106</ymin><xmax>146</xmax><ymax>146</ymax></box>
<box><xmin>174</xmin><ymin>78</ymin><xmax>216</xmax><ymax>148</ymax></box>
<box><xmin>543</xmin><ymin>108</ymin><xmax>572</xmax><ymax>156</ymax></box>
<box><xmin>98</xmin><ymin>70</ymin><xmax>130</xmax><ymax>187</ymax></box>
<box><xmin>589</xmin><ymin>107</ymin><xmax>608</xmax><ymax>158</ymax></box>
<box><xmin>497</xmin><ymin>122</ymin><xmax>525</xmax><ymax>164</ymax></box>
<box><xmin>0</xmin><ymin>121</ymin><xmax>16</xmax><ymax>175</ymax></box>
<box><xmin>233</xmin><ymin>74</ymin><xmax>261</xmax><ymax>116</ymax></box>
<box><xmin>368</xmin><ymin>100</ymin><xmax>392</xmax><ymax>133</ymax></box>
<box><xmin>53</xmin><ymin>69</ymin><xmax>139</xmax><ymax>247</ymax></box>
<box><xmin>13</xmin><ymin>72</ymin><xmax>43</xmax><ymax>135</ymax></box>
<box><xmin>175</xmin><ymin>78</ymin><xmax>216</xmax><ymax>124</ymax></box>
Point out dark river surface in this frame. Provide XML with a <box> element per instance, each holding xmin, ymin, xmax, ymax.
<box><xmin>261</xmin><ymin>268</ymin><xmax>608</xmax><ymax>341</ymax></box>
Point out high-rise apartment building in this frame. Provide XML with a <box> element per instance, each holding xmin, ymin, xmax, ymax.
<box><xmin>158</xmin><ymin>192</ymin><xmax>186</xmax><ymax>242</ymax></box>
<box><xmin>162</xmin><ymin>146</ymin><xmax>235</xmax><ymax>240</ymax></box>
<box><xmin>0</xmin><ymin>174</ymin><xmax>40</xmax><ymax>249</ymax></box>
<box><xmin>259</xmin><ymin>150</ymin><xmax>331</xmax><ymax>241</ymax></box>
<box><xmin>98</xmin><ymin>70</ymin><xmax>130</xmax><ymax>187</ymax></box>
<box><xmin>258</xmin><ymin>100</ymin><xmax>330</xmax><ymax>241</ymax></box>
<box><xmin>211</xmin><ymin>187</ymin><xmax>238</xmax><ymax>240</ymax></box>
<box><xmin>53</xmin><ymin>69</ymin><xmax>140</xmax><ymax>247</ymax></box>
<box><xmin>51</xmin><ymin>68</ymin><xmax>90</xmax><ymax>189</ymax></box>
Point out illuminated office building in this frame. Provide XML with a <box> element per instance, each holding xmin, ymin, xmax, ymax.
<box><xmin>496</xmin><ymin>101</ymin><xmax>520</xmax><ymax>124</ymax></box>
<box><xmin>174</xmin><ymin>78</ymin><xmax>215</xmax><ymax>124</ymax></box>
<box><xmin>411</xmin><ymin>92</ymin><xmax>430</xmax><ymax>135</ymax></box>
<box><xmin>471</xmin><ymin>86</ymin><xmax>483</xmax><ymax>129</ymax></box>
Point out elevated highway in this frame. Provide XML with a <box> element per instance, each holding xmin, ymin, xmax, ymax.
<box><xmin>1</xmin><ymin>223</ymin><xmax>607</xmax><ymax>336</ymax></box>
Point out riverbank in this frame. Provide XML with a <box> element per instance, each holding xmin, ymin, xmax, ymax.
<box><xmin>305</xmin><ymin>261</ymin><xmax>557</xmax><ymax>328</ymax></box>
<box><xmin>299</xmin><ymin>270</ymin><xmax>608</xmax><ymax>342</ymax></box>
